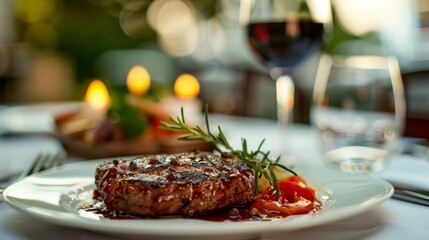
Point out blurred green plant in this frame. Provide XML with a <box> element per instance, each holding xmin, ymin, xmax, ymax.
<box><xmin>107</xmin><ymin>91</ymin><xmax>148</xmax><ymax>139</ymax></box>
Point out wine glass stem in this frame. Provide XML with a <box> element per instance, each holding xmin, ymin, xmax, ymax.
<box><xmin>276</xmin><ymin>75</ymin><xmax>295</xmax><ymax>126</ymax></box>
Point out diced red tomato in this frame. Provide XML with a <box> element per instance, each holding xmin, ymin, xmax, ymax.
<box><xmin>252</xmin><ymin>197</ymin><xmax>315</xmax><ymax>216</ymax></box>
<box><xmin>251</xmin><ymin>175</ymin><xmax>317</xmax><ymax>216</ymax></box>
<box><xmin>279</xmin><ymin>180</ymin><xmax>315</xmax><ymax>202</ymax></box>
<box><xmin>150</xmin><ymin>118</ymin><xmax>169</xmax><ymax>136</ymax></box>
<box><xmin>287</xmin><ymin>175</ymin><xmax>308</xmax><ymax>187</ymax></box>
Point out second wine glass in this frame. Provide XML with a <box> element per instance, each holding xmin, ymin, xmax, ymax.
<box><xmin>312</xmin><ymin>55</ymin><xmax>406</xmax><ymax>172</ymax></box>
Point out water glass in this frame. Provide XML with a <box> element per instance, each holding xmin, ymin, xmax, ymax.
<box><xmin>312</xmin><ymin>55</ymin><xmax>406</xmax><ymax>172</ymax></box>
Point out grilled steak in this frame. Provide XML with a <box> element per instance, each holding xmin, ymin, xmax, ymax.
<box><xmin>95</xmin><ymin>151</ymin><xmax>256</xmax><ymax>216</ymax></box>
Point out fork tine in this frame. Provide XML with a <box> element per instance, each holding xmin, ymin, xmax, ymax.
<box><xmin>33</xmin><ymin>152</ymin><xmax>66</xmax><ymax>174</ymax></box>
<box><xmin>19</xmin><ymin>154</ymin><xmax>43</xmax><ymax>179</ymax></box>
<box><xmin>46</xmin><ymin>152</ymin><xmax>66</xmax><ymax>169</ymax></box>
<box><xmin>1</xmin><ymin>152</ymin><xmax>67</xmax><ymax>202</ymax></box>
<box><xmin>16</xmin><ymin>152</ymin><xmax>67</xmax><ymax>181</ymax></box>
<box><xmin>45</xmin><ymin>152</ymin><xmax>59</xmax><ymax>169</ymax></box>
<box><xmin>56</xmin><ymin>152</ymin><xmax>66</xmax><ymax>168</ymax></box>
<box><xmin>30</xmin><ymin>154</ymin><xmax>49</xmax><ymax>175</ymax></box>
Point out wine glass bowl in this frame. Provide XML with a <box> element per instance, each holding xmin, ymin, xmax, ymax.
<box><xmin>245</xmin><ymin>0</ymin><xmax>331</xmax><ymax>125</ymax></box>
<box><xmin>247</xmin><ymin>20</ymin><xmax>325</xmax><ymax>70</ymax></box>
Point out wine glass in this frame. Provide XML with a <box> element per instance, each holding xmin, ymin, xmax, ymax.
<box><xmin>245</xmin><ymin>0</ymin><xmax>331</xmax><ymax>125</ymax></box>
<box><xmin>312</xmin><ymin>55</ymin><xmax>406</xmax><ymax>172</ymax></box>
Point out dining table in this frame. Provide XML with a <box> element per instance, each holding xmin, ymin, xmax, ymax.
<box><xmin>0</xmin><ymin>103</ymin><xmax>428</xmax><ymax>240</ymax></box>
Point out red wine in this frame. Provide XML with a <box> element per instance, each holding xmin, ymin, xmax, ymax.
<box><xmin>247</xmin><ymin>20</ymin><xmax>324</xmax><ymax>68</ymax></box>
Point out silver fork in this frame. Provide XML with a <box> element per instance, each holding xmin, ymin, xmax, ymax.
<box><xmin>0</xmin><ymin>152</ymin><xmax>67</xmax><ymax>202</ymax></box>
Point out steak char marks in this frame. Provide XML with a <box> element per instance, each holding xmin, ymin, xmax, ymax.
<box><xmin>95</xmin><ymin>151</ymin><xmax>256</xmax><ymax>216</ymax></box>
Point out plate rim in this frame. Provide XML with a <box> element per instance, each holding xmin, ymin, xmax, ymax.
<box><xmin>3</xmin><ymin>158</ymin><xmax>394</xmax><ymax>237</ymax></box>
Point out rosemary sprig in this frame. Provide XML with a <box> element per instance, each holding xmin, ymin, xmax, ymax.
<box><xmin>160</xmin><ymin>104</ymin><xmax>297</xmax><ymax>200</ymax></box>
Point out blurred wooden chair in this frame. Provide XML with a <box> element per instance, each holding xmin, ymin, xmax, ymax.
<box><xmin>401</xmin><ymin>70</ymin><xmax>429</xmax><ymax>138</ymax></box>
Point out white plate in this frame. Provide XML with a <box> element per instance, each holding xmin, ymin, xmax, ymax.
<box><xmin>3</xmin><ymin>159</ymin><xmax>393</xmax><ymax>239</ymax></box>
<box><xmin>0</xmin><ymin>101</ymin><xmax>83</xmax><ymax>135</ymax></box>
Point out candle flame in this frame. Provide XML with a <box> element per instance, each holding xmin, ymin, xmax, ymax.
<box><xmin>174</xmin><ymin>73</ymin><xmax>200</xmax><ymax>99</ymax></box>
<box><xmin>127</xmin><ymin>65</ymin><xmax>151</xmax><ymax>96</ymax></box>
<box><xmin>84</xmin><ymin>79</ymin><xmax>110</xmax><ymax>111</ymax></box>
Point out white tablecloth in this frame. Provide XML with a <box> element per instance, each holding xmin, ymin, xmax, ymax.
<box><xmin>0</xmin><ymin>113</ymin><xmax>428</xmax><ymax>240</ymax></box>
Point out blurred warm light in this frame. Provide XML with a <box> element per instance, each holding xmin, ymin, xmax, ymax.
<box><xmin>276</xmin><ymin>75</ymin><xmax>294</xmax><ymax>111</ymax></box>
<box><xmin>147</xmin><ymin>0</ymin><xmax>199</xmax><ymax>56</ymax></box>
<box><xmin>276</xmin><ymin>75</ymin><xmax>295</xmax><ymax>125</ymax></box>
<box><xmin>127</xmin><ymin>65</ymin><xmax>151</xmax><ymax>96</ymax></box>
<box><xmin>174</xmin><ymin>73</ymin><xmax>200</xmax><ymax>99</ymax></box>
<box><xmin>151</xmin><ymin>0</ymin><xmax>194</xmax><ymax>36</ymax></box>
<box><xmin>25</xmin><ymin>23</ymin><xmax>57</xmax><ymax>46</ymax></box>
<box><xmin>193</xmin><ymin>18</ymin><xmax>226</xmax><ymax>62</ymax></box>
<box><xmin>84</xmin><ymin>80</ymin><xmax>110</xmax><ymax>111</ymax></box>
<box><xmin>239</xmin><ymin>0</ymin><xmax>252</xmax><ymax>25</ymax></box>
<box><xmin>23</xmin><ymin>55</ymin><xmax>75</xmax><ymax>102</ymax></box>
<box><xmin>343</xmin><ymin>56</ymin><xmax>388</xmax><ymax>69</ymax></box>
<box><xmin>333</xmin><ymin>0</ymin><xmax>391</xmax><ymax>36</ymax></box>
<box><xmin>307</xmin><ymin>0</ymin><xmax>332</xmax><ymax>24</ymax></box>
<box><xmin>240</xmin><ymin>0</ymin><xmax>331</xmax><ymax>29</ymax></box>
<box><xmin>14</xmin><ymin>0</ymin><xmax>56</xmax><ymax>23</ymax></box>
<box><xmin>119</xmin><ymin>0</ymin><xmax>154</xmax><ymax>39</ymax></box>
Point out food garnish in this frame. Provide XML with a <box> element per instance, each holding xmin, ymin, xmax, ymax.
<box><xmin>87</xmin><ymin>105</ymin><xmax>319</xmax><ymax>221</ymax></box>
<box><xmin>251</xmin><ymin>175</ymin><xmax>317</xmax><ymax>217</ymax></box>
<box><xmin>160</xmin><ymin>104</ymin><xmax>297</xmax><ymax>200</ymax></box>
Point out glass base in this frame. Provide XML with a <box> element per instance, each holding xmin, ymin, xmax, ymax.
<box><xmin>324</xmin><ymin>146</ymin><xmax>390</xmax><ymax>172</ymax></box>
<box><xmin>327</xmin><ymin>158</ymin><xmax>387</xmax><ymax>173</ymax></box>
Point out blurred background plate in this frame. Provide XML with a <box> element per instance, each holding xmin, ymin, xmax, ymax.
<box><xmin>0</xmin><ymin>102</ymin><xmax>213</xmax><ymax>159</ymax></box>
<box><xmin>0</xmin><ymin>102</ymin><xmax>84</xmax><ymax>135</ymax></box>
<box><xmin>54</xmin><ymin>133</ymin><xmax>213</xmax><ymax>159</ymax></box>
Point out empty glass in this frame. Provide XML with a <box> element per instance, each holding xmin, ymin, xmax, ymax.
<box><xmin>312</xmin><ymin>55</ymin><xmax>406</xmax><ymax>172</ymax></box>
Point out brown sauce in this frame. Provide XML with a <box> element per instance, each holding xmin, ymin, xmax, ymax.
<box><xmin>80</xmin><ymin>204</ymin><xmax>292</xmax><ymax>222</ymax></box>
<box><xmin>81</xmin><ymin>190</ymin><xmax>317</xmax><ymax>222</ymax></box>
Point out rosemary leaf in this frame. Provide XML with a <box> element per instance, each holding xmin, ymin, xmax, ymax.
<box><xmin>160</xmin><ymin>104</ymin><xmax>297</xmax><ymax>200</ymax></box>
<box><xmin>272</xmin><ymin>163</ymin><xmax>298</xmax><ymax>176</ymax></box>
<box><xmin>268</xmin><ymin>164</ymin><xmax>280</xmax><ymax>200</ymax></box>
